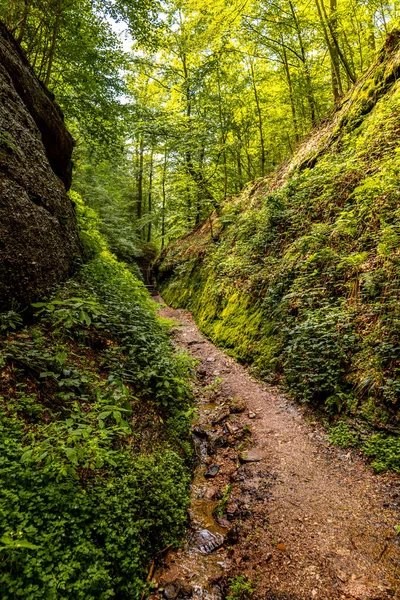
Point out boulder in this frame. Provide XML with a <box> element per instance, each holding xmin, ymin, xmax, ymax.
<box><xmin>0</xmin><ymin>21</ymin><xmax>81</xmax><ymax>310</ymax></box>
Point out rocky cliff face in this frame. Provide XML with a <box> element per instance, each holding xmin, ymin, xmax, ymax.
<box><xmin>0</xmin><ymin>21</ymin><xmax>81</xmax><ymax>311</ymax></box>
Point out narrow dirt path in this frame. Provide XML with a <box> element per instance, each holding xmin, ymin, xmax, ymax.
<box><xmin>151</xmin><ymin>303</ymin><xmax>400</xmax><ymax>600</ymax></box>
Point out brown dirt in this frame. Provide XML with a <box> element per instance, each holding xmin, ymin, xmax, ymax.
<box><xmin>152</xmin><ymin>302</ymin><xmax>400</xmax><ymax>600</ymax></box>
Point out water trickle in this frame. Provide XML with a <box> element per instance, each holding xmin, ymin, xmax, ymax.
<box><xmin>149</xmin><ymin>393</ymin><xmax>229</xmax><ymax>599</ymax></box>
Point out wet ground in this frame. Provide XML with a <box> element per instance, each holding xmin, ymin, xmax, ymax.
<box><xmin>149</xmin><ymin>301</ymin><xmax>400</xmax><ymax>600</ymax></box>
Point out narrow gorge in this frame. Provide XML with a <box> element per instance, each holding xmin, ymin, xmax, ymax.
<box><xmin>0</xmin><ymin>3</ymin><xmax>399</xmax><ymax>599</ymax></box>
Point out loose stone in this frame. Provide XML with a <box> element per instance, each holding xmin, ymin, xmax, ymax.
<box><xmin>204</xmin><ymin>464</ymin><xmax>220</xmax><ymax>478</ymax></box>
<box><xmin>229</xmin><ymin>398</ymin><xmax>247</xmax><ymax>413</ymax></box>
<box><xmin>239</xmin><ymin>449</ymin><xmax>262</xmax><ymax>463</ymax></box>
<box><xmin>191</xmin><ymin>529</ymin><xmax>224</xmax><ymax>554</ymax></box>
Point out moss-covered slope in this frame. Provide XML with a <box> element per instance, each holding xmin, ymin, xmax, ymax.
<box><xmin>156</xmin><ymin>31</ymin><xmax>400</xmax><ymax>431</ymax></box>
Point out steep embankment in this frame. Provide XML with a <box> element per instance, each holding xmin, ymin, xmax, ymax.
<box><xmin>0</xmin><ymin>198</ymin><xmax>193</xmax><ymax>599</ymax></box>
<box><xmin>0</xmin><ymin>21</ymin><xmax>81</xmax><ymax>310</ymax></box>
<box><xmin>156</xmin><ymin>32</ymin><xmax>400</xmax><ymax>439</ymax></box>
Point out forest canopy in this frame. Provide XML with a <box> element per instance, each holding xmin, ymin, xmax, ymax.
<box><xmin>1</xmin><ymin>0</ymin><xmax>399</xmax><ymax>255</ymax></box>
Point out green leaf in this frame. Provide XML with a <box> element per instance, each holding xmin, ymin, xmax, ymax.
<box><xmin>83</xmin><ymin>312</ymin><xmax>92</xmax><ymax>326</ymax></box>
<box><xmin>0</xmin><ymin>536</ymin><xmax>39</xmax><ymax>551</ymax></box>
<box><xmin>64</xmin><ymin>448</ymin><xmax>78</xmax><ymax>465</ymax></box>
<box><xmin>99</xmin><ymin>411</ymin><xmax>112</xmax><ymax>420</ymax></box>
<box><xmin>21</xmin><ymin>449</ymin><xmax>33</xmax><ymax>463</ymax></box>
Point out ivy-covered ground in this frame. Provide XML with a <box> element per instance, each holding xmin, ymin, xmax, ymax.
<box><xmin>156</xmin><ymin>33</ymin><xmax>400</xmax><ymax>468</ymax></box>
<box><xmin>0</xmin><ymin>195</ymin><xmax>193</xmax><ymax>599</ymax></box>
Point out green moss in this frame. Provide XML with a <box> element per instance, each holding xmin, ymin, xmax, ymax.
<box><xmin>226</xmin><ymin>576</ymin><xmax>255</xmax><ymax>600</ymax></box>
<box><xmin>0</xmin><ymin>130</ymin><xmax>17</xmax><ymax>154</ymax></box>
<box><xmin>364</xmin><ymin>434</ymin><xmax>400</xmax><ymax>473</ymax></box>
<box><xmin>213</xmin><ymin>484</ymin><xmax>232</xmax><ymax>518</ymax></box>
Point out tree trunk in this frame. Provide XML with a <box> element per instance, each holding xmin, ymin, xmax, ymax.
<box><xmin>7</xmin><ymin>0</ymin><xmax>15</xmax><ymax>29</ymax></box>
<box><xmin>44</xmin><ymin>0</ymin><xmax>62</xmax><ymax>86</ymax></box>
<box><xmin>217</xmin><ymin>66</ymin><xmax>228</xmax><ymax>199</ymax></box>
<box><xmin>16</xmin><ymin>0</ymin><xmax>31</xmax><ymax>44</ymax></box>
<box><xmin>186</xmin><ymin>183</ymin><xmax>192</xmax><ymax>228</ymax></box>
<box><xmin>236</xmin><ymin>149</ymin><xmax>243</xmax><ymax>192</ymax></box>
<box><xmin>26</xmin><ymin>15</ymin><xmax>45</xmax><ymax>58</ymax></box>
<box><xmin>249</xmin><ymin>59</ymin><xmax>266</xmax><ymax>177</ymax></box>
<box><xmin>320</xmin><ymin>0</ymin><xmax>356</xmax><ymax>83</ymax></box>
<box><xmin>367</xmin><ymin>9</ymin><xmax>376</xmax><ymax>52</ymax></box>
<box><xmin>161</xmin><ymin>150</ymin><xmax>167</xmax><ymax>250</ymax></box>
<box><xmin>288</xmin><ymin>0</ymin><xmax>317</xmax><ymax>126</ymax></box>
<box><xmin>315</xmin><ymin>0</ymin><xmax>342</xmax><ymax>102</ymax></box>
<box><xmin>37</xmin><ymin>39</ymin><xmax>50</xmax><ymax>81</ymax></box>
<box><xmin>329</xmin><ymin>0</ymin><xmax>343</xmax><ymax>101</ymax></box>
<box><xmin>281</xmin><ymin>37</ymin><xmax>300</xmax><ymax>142</ymax></box>
<box><xmin>137</xmin><ymin>135</ymin><xmax>144</xmax><ymax>229</ymax></box>
<box><xmin>147</xmin><ymin>149</ymin><xmax>153</xmax><ymax>243</ymax></box>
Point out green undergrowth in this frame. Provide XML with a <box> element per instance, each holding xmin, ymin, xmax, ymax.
<box><xmin>364</xmin><ymin>433</ymin><xmax>400</xmax><ymax>473</ymax></box>
<box><xmin>156</xmin><ymin>34</ymin><xmax>400</xmax><ymax>472</ymax></box>
<box><xmin>328</xmin><ymin>421</ymin><xmax>360</xmax><ymax>448</ymax></box>
<box><xmin>226</xmin><ymin>576</ymin><xmax>255</xmax><ymax>600</ymax></box>
<box><xmin>328</xmin><ymin>421</ymin><xmax>400</xmax><ymax>474</ymax></box>
<box><xmin>0</xmin><ymin>193</ymin><xmax>193</xmax><ymax>598</ymax></box>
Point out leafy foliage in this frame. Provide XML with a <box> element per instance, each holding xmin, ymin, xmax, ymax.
<box><xmin>0</xmin><ymin>0</ymin><xmax>160</xmax><ymax>157</ymax></box>
<box><xmin>0</xmin><ymin>199</ymin><xmax>193</xmax><ymax>598</ymax></box>
<box><xmin>0</xmin><ymin>311</ymin><xmax>22</xmax><ymax>334</ymax></box>
<box><xmin>226</xmin><ymin>576</ymin><xmax>255</xmax><ymax>600</ymax></box>
<box><xmin>32</xmin><ymin>298</ymin><xmax>103</xmax><ymax>332</ymax></box>
<box><xmin>329</xmin><ymin>422</ymin><xmax>360</xmax><ymax>448</ymax></box>
<box><xmin>364</xmin><ymin>434</ymin><xmax>400</xmax><ymax>473</ymax></box>
<box><xmin>282</xmin><ymin>307</ymin><xmax>357</xmax><ymax>403</ymax></box>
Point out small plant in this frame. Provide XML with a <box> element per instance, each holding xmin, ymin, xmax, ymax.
<box><xmin>203</xmin><ymin>377</ymin><xmax>223</xmax><ymax>400</ymax></box>
<box><xmin>226</xmin><ymin>576</ymin><xmax>255</xmax><ymax>600</ymax></box>
<box><xmin>0</xmin><ymin>533</ymin><xmax>39</xmax><ymax>551</ymax></box>
<box><xmin>32</xmin><ymin>297</ymin><xmax>103</xmax><ymax>332</ymax></box>
<box><xmin>325</xmin><ymin>392</ymin><xmax>353</xmax><ymax>416</ymax></box>
<box><xmin>213</xmin><ymin>485</ymin><xmax>232</xmax><ymax>517</ymax></box>
<box><xmin>329</xmin><ymin>421</ymin><xmax>359</xmax><ymax>448</ymax></box>
<box><xmin>0</xmin><ymin>310</ymin><xmax>23</xmax><ymax>334</ymax></box>
<box><xmin>204</xmin><ymin>377</ymin><xmax>223</xmax><ymax>392</ymax></box>
<box><xmin>364</xmin><ymin>434</ymin><xmax>400</xmax><ymax>473</ymax></box>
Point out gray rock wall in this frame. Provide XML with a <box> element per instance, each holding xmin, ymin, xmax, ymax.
<box><xmin>0</xmin><ymin>21</ymin><xmax>81</xmax><ymax>311</ymax></box>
